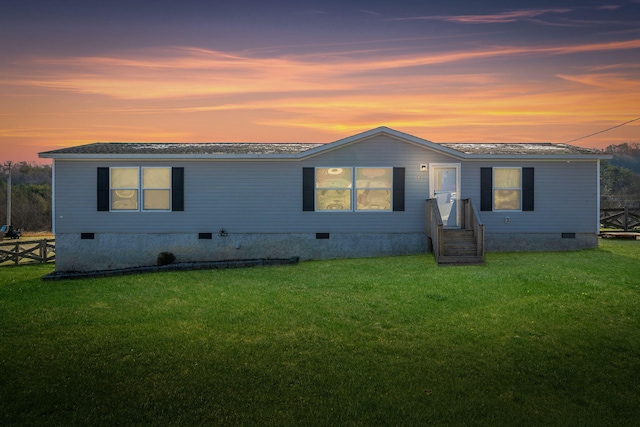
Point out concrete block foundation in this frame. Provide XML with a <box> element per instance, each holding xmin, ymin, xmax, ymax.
<box><xmin>55</xmin><ymin>232</ymin><xmax>429</xmax><ymax>272</ymax></box>
<box><xmin>54</xmin><ymin>231</ymin><xmax>599</xmax><ymax>272</ymax></box>
<box><xmin>485</xmin><ymin>232</ymin><xmax>598</xmax><ymax>252</ymax></box>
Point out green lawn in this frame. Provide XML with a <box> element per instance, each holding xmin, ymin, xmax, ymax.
<box><xmin>1</xmin><ymin>240</ymin><xmax>639</xmax><ymax>426</ymax></box>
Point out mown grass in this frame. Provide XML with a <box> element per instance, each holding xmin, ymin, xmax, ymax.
<box><xmin>1</xmin><ymin>240</ymin><xmax>639</xmax><ymax>426</ymax></box>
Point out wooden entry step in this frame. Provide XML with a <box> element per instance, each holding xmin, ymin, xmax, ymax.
<box><xmin>439</xmin><ymin>229</ymin><xmax>484</xmax><ymax>265</ymax></box>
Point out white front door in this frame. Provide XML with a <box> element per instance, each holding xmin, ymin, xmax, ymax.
<box><xmin>430</xmin><ymin>164</ymin><xmax>460</xmax><ymax>228</ymax></box>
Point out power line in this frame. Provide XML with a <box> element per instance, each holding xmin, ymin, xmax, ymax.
<box><xmin>564</xmin><ymin>117</ymin><xmax>640</xmax><ymax>144</ymax></box>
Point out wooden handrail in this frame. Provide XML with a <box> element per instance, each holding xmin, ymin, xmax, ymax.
<box><xmin>425</xmin><ymin>199</ymin><xmax>444</xmax><ymax>262</ymax></box>
<box><xmin>462</xmin><ymin>199</ymin><xmax>484</xmax><ymax>257</ymax></box>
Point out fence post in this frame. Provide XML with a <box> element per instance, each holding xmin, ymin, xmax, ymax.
<box><xmin>39</xmin><ymin>240</ymin><xmax>46</xmax><ymax>263</ymax></box>
<box><xmin>624</xmin><ymin>207</ymin><xmax>629</xmax><ymax>232</ymax></box>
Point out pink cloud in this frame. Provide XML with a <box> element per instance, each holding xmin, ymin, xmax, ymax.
<box><xmin>598</xmin><ymin>5</ymin><xmax>621</xmax><ymax>10</ymax></box>
<box><xmin>391</xmin><ymin>8</ymin><xmax>573</xmax><ymax>24</ymax></box>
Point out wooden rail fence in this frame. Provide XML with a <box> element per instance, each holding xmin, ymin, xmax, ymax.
<box><xmin>0</xmin><ymin>239</ymin><xmax>55</xmax><ymax>266</ymax></box>
<box><xmin>600</xmin><ymin>208</ymin><xmax>640</xmax><ymax>231</ymax></box>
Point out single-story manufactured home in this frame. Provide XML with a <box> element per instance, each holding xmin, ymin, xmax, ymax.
<box><xmin>39</xmin><ymin>126</ymin><xmax>609</xmax><ymax>272</ymax></box>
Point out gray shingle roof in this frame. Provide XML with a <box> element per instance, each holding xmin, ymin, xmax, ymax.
<box><xmin>441</xmin><ymin>142</ymin><xmax>601</xmax><ymax>156</ymax></box>
<box><xmin>40</xmin><ymin>142</ymin><xmax>324</xmax><ymax>156</ymax></box>
<box><xmin>40</xmin><ymin>140</ymin><xmax>602</xmax><ymax>157</ymax></box>
<box><xmin>39</xmin><ymin>126</ymin><xmax>607</xmax><ymax>159</ymax></box>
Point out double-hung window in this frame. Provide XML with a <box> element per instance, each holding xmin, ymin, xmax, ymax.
<box><xmin>355</xmin><ymin>168</ymin><xmax>392</xmax><ymax>211</ymax></box>
<box><xmin>142</xmin><ymin>168</ymin><xmax>171</xmax><ymax>210</ymax></box>
<box><xmin>111</xmin><ymin>168</ymin><xmax>140</xmax><ymax>211</ymax></box>
<box><xmin>315</xmin><ymin>167</ymin><xmax>353</xmax><ymax>211</ymax></box>
<box><xmin>480</xmin><ymin>167</ymin><xmax>534</xmax><ymax>212</ymax></box>
<box><xmin>493</xmin><ymin>167</ymin><xmax>522</xmax><ymax>211</ymax></box>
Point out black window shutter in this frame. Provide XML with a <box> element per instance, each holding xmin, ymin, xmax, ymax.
<box><xmin>172</xmin><ymin>167</ymin><xmax>184</xmax><ymax>211</ymax></box>
<box><xmin>480</xmin><ymin>167</ymin><xmax>493</xmax><ymax>211</ymax></box>
<box><xmin>302</xmin><ymin>168</ymin><xmax>315</xmax><ymax>211</ymax></box>
<box><xmin>393</xmin><ymin>167</ymin><xmax>405</xmax><ymax>212</ymax></box>
<box><xmin>97</xmin><ymin>167</ymin><xmax>109</xmax><ymax>211</ymax></box>
<box><xmin>522</xmin><ymin>167</ymin><xmax>534</xmax><ymax>211</ymax></box>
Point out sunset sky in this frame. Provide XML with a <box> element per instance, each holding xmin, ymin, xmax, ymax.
<box><xmin>1</xmin><ymin>0</ymin><xmax>639</xmax><ymax>163</ymax></box>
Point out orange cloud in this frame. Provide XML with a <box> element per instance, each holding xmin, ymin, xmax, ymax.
<box><xmin>1</xmin><ymin>37</ymin><xmax>639</xmax><ymax>162</ymax></box>
<box><xmin>3</xmin><ymin>38</ymin><xmax>636</xmax><ymax>105</ymax></box>
<box><xmin>556</xmin><ymin>73</ymin><xmax>640</xmax><ymax>89</ymax></box>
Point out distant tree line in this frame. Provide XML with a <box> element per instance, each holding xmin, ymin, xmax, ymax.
<box><xmin>1</xmin><ymin>162</ymin><xmax>52</xmax><ymax>232</ymax></box>
<box><xmin>601</xmin><ymin>143</ymin><xmax>640</xmax><ymax>208</ymax></box>
<box><xmin>1</xmin><ymin>144</ymin><xmax>639</xmax><ymax>233</ymax></box>
<box><xmin>604</xmin><ymin>142</ymin><xmax>640</xmax><ymax>173</ymax></box>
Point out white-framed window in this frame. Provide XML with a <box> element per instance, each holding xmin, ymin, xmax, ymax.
<box><xmin>142</xmin><ymin>167</ymin><xmax>171</xmax><ymax>210</ymax></box>
<box><xmin>315</xmin><ymin>167</ymin><xmax>353</xmax><ymax>211</ymax></box>
<box><xmin>493</xmin><ymin>167</ymin><xmax>521</xmax><ymax>211</ymax></box>
<box><xmin>355</xmin><ymin>168</ymin><xmax>392</xmax><ymax>211</ymax></box>
<box><xmin>110</xmin><ymin>167</ymin><xmax>171</xmax><ymax>211</ymax></box>
<box><xmin>315</xmin><ymin>167</ymin><xmax>392</xmax><ymax>212</ymax></box>
<box><xmin>111</xmin><ymin>167</ymin><xmax>139</xmax><ymax>211</ymax></box>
